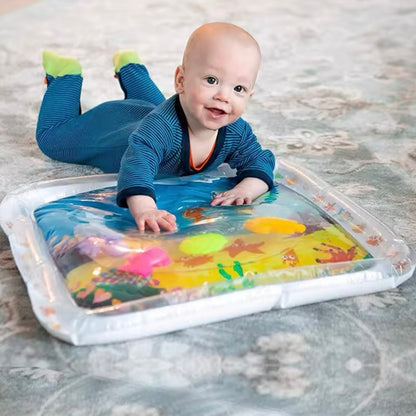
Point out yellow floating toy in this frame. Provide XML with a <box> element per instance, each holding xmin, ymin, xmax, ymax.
<box><xmin>244</xmin><ymin>217</ymin><xmax>306</xmax><ymax>235</ymax></box>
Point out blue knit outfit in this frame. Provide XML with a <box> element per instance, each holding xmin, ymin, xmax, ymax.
<box><xmin>36</xmin><ymin>63</ymin><xmax>275</xmax><ymax>208</ymax></box>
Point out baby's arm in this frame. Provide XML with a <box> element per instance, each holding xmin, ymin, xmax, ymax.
<box><xmin>127</xmin><ymin>195</ymin><xmax>177</xmax><ymax>232</ymax></box>
<box><xmin>210</xmin><ymin>177</ymin><xmax>269</xmax><ymax>206</ymax></box>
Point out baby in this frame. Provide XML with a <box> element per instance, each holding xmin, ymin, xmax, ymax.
<box><xmin>36</xmin><ymin>22</ymin><xmax>275</xmax><ymax>232</ymax></box>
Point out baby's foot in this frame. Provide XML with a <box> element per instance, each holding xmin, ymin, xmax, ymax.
<box><xmin>42</xmin><ymin>50</ymin><xmax>82</xmax><ymax>77</ymax></box>
<box><xmin>113</xmin><ymin>50</ymin><xmax>141</xmax><ymax>73</ymax></box>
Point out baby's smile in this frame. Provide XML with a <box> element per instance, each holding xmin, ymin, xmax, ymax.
<box><xmin>207</xmin><ymin>107</ymin><xmax>227</xmax><ymax>117</ymax></box>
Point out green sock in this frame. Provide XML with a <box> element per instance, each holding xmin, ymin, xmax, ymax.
<box><xmin>42</xmin><ymin>50</ymin><xmax>82</xmax><ymax>77</ymax></box>
<box><xmin>113</xmin><ymin>50</ymin><xmax>141</xmax><ymax>73</ymax></box>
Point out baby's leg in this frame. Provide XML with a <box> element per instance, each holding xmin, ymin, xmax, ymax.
<box><xmin>38</xmin><ymin>97</ymin><xmax>155</xmax><ymax>172</ymax></box>
<box><xmin>36</xmin><ymin>51</ymin><xmax>155</xmax><ymax>173</ymax></box>
<box><xmin>36</xmin><ymin>51</ymin><xmax>85</xmax><ymax>164</ymax></box>
<box><xmin>113</xmin><ymin>50</ymin><xmax>165</xmax><ymax>106</ymax></box>
<box><xmin>37</xmin><ymin>74</ymin><xmax>82</xmax><ymax>137</ymax></box>
<box><xmin>38</xmin><ymin>51</ymin><xmax>83</xmax><ymax>123</ymax></box>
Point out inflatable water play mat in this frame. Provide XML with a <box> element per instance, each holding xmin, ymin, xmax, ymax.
<box><xmin>1</xmin><ymin>160</ymin><xmax>414</xmax><ymax>345</ymax></box>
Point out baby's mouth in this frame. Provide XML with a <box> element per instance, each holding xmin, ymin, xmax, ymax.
<box><xmin>207</xmin><ymin>107</ymin><xmax>227</xmax><ymax>117</ymax></box>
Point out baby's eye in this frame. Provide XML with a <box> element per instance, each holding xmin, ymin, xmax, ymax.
<box><xmin>234</xmin><ymin>85</ymin><xmax>246</xmax><ymax>93</ymax></box>
<box><xmin>205</xmin><ymin>76</ymin><xmax>217</xmax><ymax>85</ymax></box>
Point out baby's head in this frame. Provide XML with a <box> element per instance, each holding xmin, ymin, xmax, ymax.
<box><xmin>182</xmin><ymin>22</ymin><xmax>261</xmax><ymax>79</ymax></box>
<box><xmin>175</xmin><ymin>22</ymin><xmax>261</xmax><ymax>132</ymax></box>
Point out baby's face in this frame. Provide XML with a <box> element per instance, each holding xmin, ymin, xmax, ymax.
<box><xmin>176</xmin><ymin>36</ymin><xmax>260</xmax><ymax>134</ymax></box>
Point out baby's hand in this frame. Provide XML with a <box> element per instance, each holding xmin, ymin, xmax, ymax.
<box><xmin>135</xmin><ymin>209</ymin><xmax>177</xmax><ymax>233</ymax></box>
<box><xmin>127</xmin><ymin>195</ymin><xmax>177</xmax><ymax>232</ymax></box>
<box><xmin>210</xmin><ymin>177</ymin><xmax>269</xmax><ymax>207</ymax></box>
<box><xmin>210</xmin><ymin>190</ymin><xmax>252</xmax><ymax>206</ymax></box>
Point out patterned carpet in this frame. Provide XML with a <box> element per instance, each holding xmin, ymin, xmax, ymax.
<box><xmin>1</xmin><ymin>0</ymin><xmax>415</xmax><ymax>415</ymax></box>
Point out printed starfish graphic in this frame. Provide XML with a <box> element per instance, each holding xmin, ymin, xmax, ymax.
<box><xmin>182</xmin><ymin>207</ymin><xmax>206</xmax><ymax>223</ymax></box>
<box><xmin>223</xmin><ymin>238</ymin><xmax>264</xmax><ymax>258</ymax></box>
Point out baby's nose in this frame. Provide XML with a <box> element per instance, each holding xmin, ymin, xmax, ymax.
<box><xmin>214</xmin><ymin>88</ymin><xmax>230</xmax><ymax>103</ymax></box>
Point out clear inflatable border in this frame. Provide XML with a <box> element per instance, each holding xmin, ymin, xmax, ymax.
<box><xmin>0</xmin><ymin>159</ymin><xmax>414</xmax><ymax>345</ymax></box>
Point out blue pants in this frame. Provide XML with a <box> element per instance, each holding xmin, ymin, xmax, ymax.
<box><xmin>36</xmin><ymin>64</ymin><xmax>166</xmax><ymax>173</ymax></box>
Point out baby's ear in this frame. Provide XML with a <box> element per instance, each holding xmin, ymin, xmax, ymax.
<box><xmin>174</xmin><ymin>65</ymin><xmax>185</xmax><ymax>93</ymax></box>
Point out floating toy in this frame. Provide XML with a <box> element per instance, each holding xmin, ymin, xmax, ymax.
<box><xmin>0</xmin><ymin>160</ymin><xmax>414</xmax><ymax>345</ymax></box>
<box><xmin>243</xmin><ymin>217</ymin><xmax>306</xmax><ymax>234</ymax></box>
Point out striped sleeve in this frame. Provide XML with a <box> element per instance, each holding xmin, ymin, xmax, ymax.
<box><xmin>116</xmin><ymin>113</ymin><xmax>174</xmax><ymax>207</ymax></box>
<box><xmin>226</xmin><ymin>119</ymin><xmax>275</xmax><ymax>190</ymax></box>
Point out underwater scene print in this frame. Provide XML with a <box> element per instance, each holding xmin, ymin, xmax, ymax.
<box><xmin>34</xmin><ymin>176</ymin><xmax>371</xmax><ymax>310</ymax></box>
